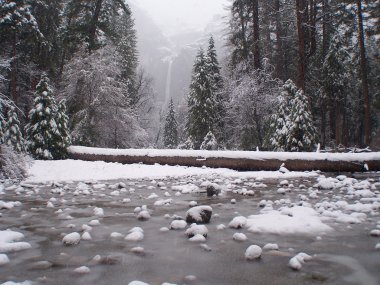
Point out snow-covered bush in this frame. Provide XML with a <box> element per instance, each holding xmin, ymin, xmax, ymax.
<box><xmin>0</xmin><ymin>145</ymin><xmax>29</xmax><ymax>180</ymax></box>
<box><xmin>178</xmin><ymin>136</ymin><xmax>195</xmax><ymax>150</ymax></box>
<box><xmin>3</xmin><ymin>107</ymin><xmax>25</xmax><ymax>152</ymax></box>
<box><xmin>200</xmin><ymin>131</ymin><xmax>218</xmax><ymax>150</ymax></box>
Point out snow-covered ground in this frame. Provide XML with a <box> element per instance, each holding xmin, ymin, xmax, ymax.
<box><xmin>0</xmin><ymin>159</ymin><xmax>379</xmax><ymax>285</ymax></box>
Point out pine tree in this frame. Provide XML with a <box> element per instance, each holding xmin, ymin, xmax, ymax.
<box><xmin>3</xmin><ymin>107</ymin><xmax>25</xmax><ymax>152</ymax></box>
<box><xmin>206</xmin><ymin>36</ymin><xmax>225</xmax><ymax>145</ymax></box>
<box><xmin>52</xmin><ymin>99</ymin><xmax>71</xmax><ymax>158</ymax></box>
<box><xmin>200</xmin><ymin>131</ymin><xmax>218</xmax><ymax>150</ymax></box>
<box><xmin>271</xmin><ymin>79</ymin><xmax>317</xmax><ymax>152</ymax></box>
<box><xmin>322</xmin><ymin>34</ymin><xmax>352</xmax><ymax>146</ymax></box>
<box><xmin>178</xmin><ymin>136</ymin><xmax>195</xmax><ymax>150</ymax></box>
<box><xmin>25</xmin><ymin>74</ymin><xmax>61</xmax><ymax>160</ymax></box>
<box><xmin>163</xmin><ymin>98</ymin><xmax>178</xmax><ymax>149</ymax></box>
<box><xmin>186</xmin><ymin>48</ymin><xmax>218</xmax><ymax>149</ymax></box>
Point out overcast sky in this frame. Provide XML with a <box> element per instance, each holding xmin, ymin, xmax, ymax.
<box><xmin>131</xmin><ymin>0</ymin><xmax>230</xmax><ymax>35</ymax></box>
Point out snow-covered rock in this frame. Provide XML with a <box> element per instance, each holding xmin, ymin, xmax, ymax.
<box><xmin>74</xmin><ymin>266</ymin><xmax>91</xmax><ymax>274</ymax></box>
<box><xmin>186</xmin><ymin>206</ymin><xmax>212</xmax><ymax>224</ymax></box>
<box><xmin>125</xmin><ymin>228</ymin><xmax>144</xmax><ymax>242</ymax></box>
<box><xmin>185</xmin><ymin>224</ymin><xmax>208</xmax><ymax>238</ymax></box>
<box><xmin>189</xmin><ymin>234</ymin><xmax>206</xmax><ymax>242</ymax></box>
<box><xmin>263</xmin><ymin>243</ymin><xmax>279</xmax><ymax>250</ymax></box>
<box><xmin>170</xmin><ymin>220</ymin><xmax>187</xmax><ymax>230</ymax></box>
<box><xmin>289</xmin><ymin>252</ymin><xmax>312</xmax><ymax>270</ymax></box>
<box><xmin>110</xmin><ymin>232</ymin><xmax>124</xmax><ymax>239</ymax></box>
<box><xmin>128</xmin><ymin>281</ymin><xmax>150</xmax><ymax>285</ymax></box>
<box><xmin>233</xmin><ymin>233</ymin><xmax>247</xmax><ymax>241</ymax></box>
<box><xmin>0</xmin><ymin>253</ymin><xmax>10</xmax><ymax>265</ymax></box>
<box><xmin>62</xmin><ymin>232</ymin><xmax>81</xmax><ymax>245</ymax></box>
<box><xmin>81</xmin><ymin>232</ymin><xmax>92</xmax><ymax>241</ymax></box>
<box><xmin>245</xmin><ymin>245</ymin><xmax>262</xmax><ymax>260</ymax></box>
<box><xmin>93</xmin><ymin>207</ymin><xmax>104</xmax><ymax>217</ymax></box>
<box><xmin>370</xmin><ymin>229</ymin><xmax>380</xmax><ymax>236</ymax></box>
<box><xmin>228</xmin><ymin>216</ymin><xmax>247</xmax><ymax>229</ymax></box>
<box><xmin>137</xmin><ymin>210</ymin><xmax>151</xmax><ymax>221</ymax></box>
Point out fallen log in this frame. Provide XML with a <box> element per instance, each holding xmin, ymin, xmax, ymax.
<box><xmin>68</xmin><ymin>146</ymin><xmax>380</xmax><ymax>172</ymax></box>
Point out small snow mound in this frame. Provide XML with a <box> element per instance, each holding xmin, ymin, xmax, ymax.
<box><xmin>233</xmin><ymin>233</ymin><xmax>247</xmax><ymax>241</ymax></box>
<box><xmin>228</xmin><ymin>216</ymin><xmax>247</xmax><ymax>229</ymax></box>
<box><xmin>137</xmin><ymin>210</ymin><xmax>151</xmax><ymax>221</ymax></box>
<box><xmin>0</xmin><ymin>230</ymin><xmax>32</xmax><ymax>253</ymax></box>
<box><xmin>245</xmin><ymin>245</ymin><xmax>262</xmax><ymax>260</ymax></box>
<box><xmin>263</xmin><ymin>243</ymin><xmax>279</xmax><ymax>250</ymax></box>
<box><xmin>189</xmin><ymin>234</ymin><xmax>206</xmax><ymax>242</ymax></box>
<box><xmin>370</xmin><ymin>229</ymin><xmax>380</xmax><ymax>237</ymax></box>
<box><xmin>289</xmin><ymin>252</ymin><xmax>312</xmax><ymax>270</ymax></box>
<box><xmin>93</xmin><ymin>207</ymin><xmax>104</xmax><ymax>217</ymax></box>
<box><xmin>110</xmin><ymin>232</ymin><xmax>124</xmax><ymax>239</ymax></box>
<box><xmin>128</xmin><ymin>281</ymin><xmax>150</xmax><ymax>285</ymax></box>
<box><xmin>185</xmin><ymin>224</ymin><xmax>208</xmax><ymax>238</ymax></box>
<box><xmin>125</xmin><ymin>228</ymin><xmax>144</xmax><ymax>241</ymax></box>
<box><xmin>74</xmin><ymin>266</ymin><xmax>91</xmax><ymax>274</ymax></box>
<box><xmin>0</xmin><ymin>253</ymin><xmax>10</xmax><ymax>265</ymax></box>
<box><xmin>81</xmin><ymin>232</ymin><xmax>92</xmax><ymax>240</ymax></box>
<box><xmin>170</xmin><ymin>220</ymin><xmax>187</xmax><ymax>230</ymax></box>
<box><xmin>62</xmin><ymin>232</ymin><xmax>81</xmax><ymax>245</ymax></box>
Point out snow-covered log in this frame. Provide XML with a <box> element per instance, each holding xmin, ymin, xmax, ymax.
<box><xmin>67</xmin><ymin>146</ymin><xmax>380</xmax><ymax>172</ymax></box>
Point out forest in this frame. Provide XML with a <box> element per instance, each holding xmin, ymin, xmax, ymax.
<box><xmin>0</xmin><ymin>0</ymin><xmax>379</xmax><ymax>163</ymax></box>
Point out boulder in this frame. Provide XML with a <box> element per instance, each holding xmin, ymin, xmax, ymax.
<box><xmin>186</xmin><ymin>206</ymin><xmax>212</xmax><ymax>224</ymax></box>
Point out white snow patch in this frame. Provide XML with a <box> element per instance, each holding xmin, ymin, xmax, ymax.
<box><xmin>245</xmin><ymin>245</ymin><xmax>262</xmax><ymax>260</ymax></box>
<box><xmin>0</xmin><ymin>230</ymin><xmax>31</xmax><ymax>253</ymax></box>
<box><xmin>246</xmin><ymin>206</ymin><xmax>333</xmax><ymax>235</ymax></box>
<box><xmin>62</xmin><ymin>232</ymin><xmax>81</xmax><ymax>245</ymax></box>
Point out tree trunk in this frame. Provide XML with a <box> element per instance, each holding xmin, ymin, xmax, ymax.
<box><xmin>88</xmin><ymin>0</ymin><xmax>103</xmax><ymax>53</ymax></box>
<box><xmin>356</xmin><ymin>0</ymin><xmax>371</xmax><ymax>146</ymax></box>
<box><xmin>322</xmin><ymin>0</ymin><xmax>330</xmax><ymax>58</ymax></box>
<box><xmin>275</xmin><ymin>0</ymin><xmax>283</xmax><ymax>79</ymax></box>
<box><xmin>10</xmin><ymin>32</ymin><xmax>18</xmax><ymax>106</ymax></box>
<box><xmin>252</xmin><ymin>0</ymin><xmax>261</xmax><ymax>70</ymax></box>
<box><xmin>308</xmin><ymin>0</ymin><xmax>317</xmax><ymax>57</ymax></box>
<box><xmin>296</xmin><ymin>0</ymin><xmax>307</xmax><ymax>92</ymax></box>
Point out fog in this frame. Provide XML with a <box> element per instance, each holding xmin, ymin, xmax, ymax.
<box><xmin>130</xmin><ymin>0</ymin><xmax>230</xmax><ymax>36</ymax></box>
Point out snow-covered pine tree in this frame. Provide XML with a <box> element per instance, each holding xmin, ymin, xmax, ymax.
<box><xmin>52</xmin><ymin>99</ymin><xmax>71</xmax><ymax>158</ymax></box>
<box><xmin>163</xmin><ymin>98</ymin><xmax>178</xmax><ymax>148</ymax></box>
<box><xmin>322</xmin><ymin>34</ymin><xmax>352</xmax><ymax>146</ymax></box>
<box><xmin>287</xmin><ymin>88</ymin><xmax>317</xmax><ymax>151</ymax></box>
<box><xmin>271</xmin><ymin>79</ymin><xmax>317</xmax><ymax>152</ymax></box>
<box><xmin>25</xmin><ymin>73</ymin><xmax>60</xmax><ymax>160</ymax></box>
<box><xmin>3</xmin><ymin>107</ymin><xmax>25</xmax><ymax>152</ymax></box>
<box><xmin>186</xmin><ymin>48</ymin><xmax>218</xmax><ymax>149</ymax></box>
<box><xmin>200</xmin><ymin>131</ymin><xmax>218</xmax><ymax>150</ymax></box>
<box><xmin>206</xmin><ymin>35</ymin><xmax>225</xmax><ymax>145</ymax></box>
<box><xmin>178</xmin><ymin>136</ymin><xmax>195</xmax><ymax>150</ymax></box>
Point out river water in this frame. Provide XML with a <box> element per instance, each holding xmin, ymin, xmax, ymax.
<box><xmin>0</xmin><ymin>173</ymin><xmax>379</xmax><ymax>285</ymax></box>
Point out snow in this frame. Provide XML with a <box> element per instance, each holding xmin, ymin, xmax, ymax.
<box><xmin>245</xmin><ymin>206</ymin><xmax>333</xmax><ymax>235</ymax></box>
<box><xmin>74</xmin><ymin>266</ymin><xmax>91</xmax><ymax>274</ymax></box>
<box><xmin>0</xmin><ymin>230</ymin><xmax>31</xmax><ymax>253</ymax></box>
<box><xmin>185</xmin><ymin>224</ymin><xmax>208</xmax><ymax>237</ymax></box>
<box><xmin>0</xmin><ymin>253</ymin><xmax>10</xmax><ymax>265</ymax></box>
<box><xmin>25</xmin><ymin>159</ymin><xmax>320</xmax><ymax>183</ymax></box>
<box><xmin>170</xmin><ymin>220</ymin><xmax>187</xmax><ymax>230</ymax></box>
<box><xmin>189</xmin><ymin>234</ymin><xmax>206</xmax><ymax>242</ymax></box>
<box><xmin>233</xmin><ymin>232</ymin><xmax>247</xmax><ymax>241</ymax></box>
<box><xmin>186</xmin><ymin>206</ymin><xmax>212</xmax><ymax>223</ymax></box>
<box><xmin>125</xmin><ymin>228</ymin><xmax>144</xmax><ymax>241</ymax></box>
<box><xmin>62</xmin><ymin>232</ymin><xmax>81</xmax><ymax>245</ymax></box>
<box><xmin>1</xmin><ymin>282</ymin><xmax>32</xmax><ymax>285</ymax></box>
<box><xmin>228</xmin><ymin>216</ymin><xmax>247</xmax><ymax>229</ymax></box>
<box><xmin>128</xmin><ymin>282</ymin><xmax>150</xmax><ymax>285</ymax></box>
<box><xmin>69</xmin><ymin>146</ymin><xmax>380</xmax><ymax>162</ymax></box>
<box><xmin>245</xmin><ymin>245</ymin><xmax>262</xmax><ymax>260</ymax></box>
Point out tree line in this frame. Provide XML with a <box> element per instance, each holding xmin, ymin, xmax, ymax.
<box><xmin>164</xmin><ymin>0</ymin><xmax>379</xmax><ymax>151</ymax></box>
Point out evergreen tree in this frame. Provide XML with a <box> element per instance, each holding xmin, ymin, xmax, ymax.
<box><xmin>53</xmin><ymin>99</ymin><xmax>71</xmax><ymax>158</ymax></box>
<box><xmin>271</xmin><ymin>79</ymin><xmax>317</xmax><ymax>152</ymax></box>
<box><xmin>206</xmin><ymin>36</ymin><xmax>225</xmax><ymax>145</ymax></box>
<box><xmin>322</xmin><ymin>34</ymin><xmax>352</xmax><ymax>146</ymax></box>
<box><xmin>163</xmin><ymin>98</ymin><xmax>178</xmax><ymax>148</ymax></box>
<box><xmin>186</xmin><ymin>48</ymin><xmax>218</xmax><ymax>149</ymax></box>
<box><xmin>25</xmin><ymin>74</ymin><xmax>61</xmax><ymax>159</ymax></box>
<box><xmin>3</xmin><ymin>107</ymin><xmax>25</xmax><ymax>152</ymax></box>
<box><xmin>178</xmin><ymin>136</ymin><xmax>195</xmax><ymax>150</ymax></box>
<box><xmin>200</xmin><ymin>131</ymin><xmax>218</xmax><ymax>150</ymax></box>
